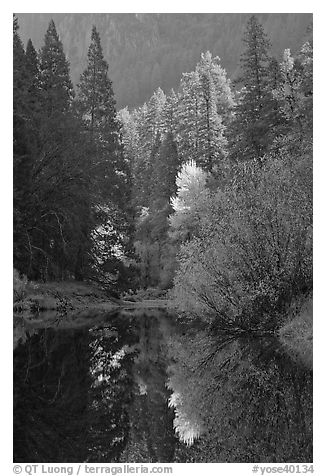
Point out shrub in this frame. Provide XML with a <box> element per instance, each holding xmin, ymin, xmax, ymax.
<box><xmin>13</xmin><ymin>268</ymin><xmax>28</xmax><ymax>302</ymax></box>
<box><xmin>171</xmin><ymin>152</ymin><xmax>312</xmax><ymax>331</ymax></box>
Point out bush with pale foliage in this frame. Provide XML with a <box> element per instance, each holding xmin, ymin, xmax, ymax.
<box><xmin>171</xmin><ymin>153</ymin><xmax>312</xmax><ymax>331</ymax></box>
<box><xmin>169</xmin><ymin>160</ymin><xmax>209</xmax><ymax>243</ymax></box>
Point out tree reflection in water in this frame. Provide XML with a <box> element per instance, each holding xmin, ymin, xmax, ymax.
<box><xmin>14</xmin><ymin>310</ymin><xmax>312</xmax><ymax>463</ymax></box>
<box><xmin>167</xmin><ymin>331</ymin><xmax>313</xmax><ymax>462</ymax></box>
<box><xmin>119</xmin><ymin>310</ymin><xmax>177</xmax><ymax>462</ymax></box>
<box><xmin>14</xmin><ymin>313</ymin><xmax>137</xmax><ymax>462</ymax></box>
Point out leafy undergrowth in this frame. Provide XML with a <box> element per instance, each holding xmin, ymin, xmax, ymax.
<box><xmin>122</xmin><ymin>287</ymin><xmax>168</xmax><ymax>302</ymax></box>
<box><xmin>278</xmin><ymin>297</ymin><xmax>313</xmax><ymax>369</ymax></box>
<box><xmin>13</xmin><ymin>271</ymin><xmax>119</xmax><ymax>315</ymax></box>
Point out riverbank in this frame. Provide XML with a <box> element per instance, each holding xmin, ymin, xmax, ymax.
<box><xmin>13</xmin><ymin>279</ymin><xmax>121</xmax><ymax>315</ymax></box>
<box><xmin>13</xmin><ymin>275</ymin><xmax>172</xmax><ymax>317</ymax></box>
<box><xmin>13</xmin><ymin>274</ymin><xmax>313</xmax><ymax>371</ymax></box>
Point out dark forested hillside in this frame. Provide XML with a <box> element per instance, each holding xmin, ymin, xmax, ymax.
<box><xmin>16</xmin><ymin>13</ymin><xmax>312</xmax><ymax>108</ymax></box>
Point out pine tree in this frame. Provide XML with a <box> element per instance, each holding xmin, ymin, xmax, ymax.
<box><xmin>129</xmin><ymin>104</ymin><xmax>151</xmax><ymax>209</ymax></box>
<box><xmin>162</xmin><ymin>89</ymin><xmax>179</xmax><ymax>136</ymax></box>
<box><xmin>76</xmin><ymin>26</ymin><xmax>132</xmax><ymax>285</ymax></box>
<box><xmin>176</xmin><ymin>52</ymin><xmax>232</xmax><ymax>174</ymax></box>
<box><xmin>176</xmin><ymin>71</ymin><xmax>201</xmax><ymax>164</ymax></box>
<box><xmin>77</xmin><ymin>27</ymin><xmax>116</xmax><ymax>138</ymax></box>
<box><xmin>150</xmin><ymin>132</ymin><xmax>179</xmax><ymax>210</ymax></box>
<box><xmin>118</xmin><ymin>107</ymin><xmax>142</xmax><ymax>210</ymax></box>
<box><xmin>269</xmin><ymin>41</ymin><xmax>313</xmax><ymax>162</ymax></box>
<box><xmin>125</xmin><ymin>89</ymin><xmax>179</xmax><ymax>289</ymax></box>
<box><xmin>196</xmin><ymin>53</ymin><xmax>228</xmax><ymax>173</ymax></box>
<box><xmin>25</xmin><ymin>39</ymin><xmax>40</xmax><ymax>116</ymax></box>
<box><xmin>77</xmin><ymin>26</ymin><xmax>130</xmax><ymax>208</ymax></box>
<box><xmin>198</xmin><ymin>51</ymin><xmax>234</xmax><ymax>122</ymax></box>
<box><xmin>16</xmin><ymin>20</ymin><xmax>95</xmax><ymax>280</ymax></box>
<box><xmin>128</xmin><ymin>88</ymin><xmax>166</xmax><ymax>209</ymax></box>
<box><xmin>28</xmin><ymin>20</ymin><xmax>78</xmax><ymax>279</ymax></box>
<box><xmin>39</xmin><ymin>20</ymin><xmax>74</xmax><ymax>117</ymax></box>
<box><xmin>13</xmin><ymin>14</ymin><xmax>32</xmax><ymax>274</ymax></box>
<box><xmin>272</xmin><ymin>43</ymin><xmax>313</xmax><ymax>140</ymax></box>
<box><xmin>229</xmin><ymin>15</ymin><xmax>275</xmax><ymax>163</ymax></box>
<box><xmin>138</xmin><ymin>88</ymin><xmax>166</xmax><ymax>152</ymax></box>
<box><xmin>13</xmin><ymin>15</ymin><xmax>27</xmax><ymax>115</ymax></box>
<box><xmin>23</xmin><ymin>38</ymin><xmax>43</xmax><ymax>154</ymax></box>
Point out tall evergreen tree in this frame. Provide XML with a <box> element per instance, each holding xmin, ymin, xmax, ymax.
<box><xmin>118</xmin><ymin>107</ymin><xmax>143</xmax><ymax>211</ymax></box>
<box><xmin>229</xmin><ymin>15</ymin><xmax>275</xmax><ymax>163</ymax></box>
<box><xmin>176</xmin><ymin>52</ymin><xmax>232</xmax><ymax>174</ymax></box>
<box><xmin>13</xmin><ymin>15</ymin><xmax>27</xmax><ymax>114</ymax></box>
<box><xmin>76</xmin><ymin>26</ymin><xmax>132</xmax><ymax>285</ymax></box>
<box><xmin>39</xmin><ymin>20</ymin><xmax>74</xmax><ymax>117</ymax></box>
<box><xmin>196</xmin><ymin>53</ymin><xmax>228</xmax><ymax>173</ymax></box>
<box><xmin>162</xmin><ymin>89</ymin><xmax>179</xmax><ymax>136</ymax></box>
<box><xmin>28</xmin><ymin>20</ymin><xmax>76</xmax><ymax>279</ymax></box>
<box><xmin>25</xmin><ymin>39</ymin><xmax>40</xmax><ymax>118</ymax></box>
<box><xmin>126</xmin><ymin>89</ymin><xmax>166</xmax><ymax>210</ymax></box>
<box><xmin>272</xmin><ymin>43</ymin><xmax>313</xmax><ymax>141</ymax></box>
<box><xmin>13</xmin><ymin>15</ymin><xmax>32</xmax><ymax>275</ymax></box>
<box><xmin>77</xmin><ymin>26</ymin><xmax>130</xmax><ymax>208</ymax></box>
<box><xmin>17</xmin><ymin>20</ymin><xmax>93</xmax><ymax>280</ymax></box>
<box><xmin>150</xmin><ymin>132</ymin><xmax>179</xmax><ymax>209</ymax></box>
<box><xmin>176</xmin><ymin>70</ymin><xmax>201</xmax><ymax>164</ymax></box>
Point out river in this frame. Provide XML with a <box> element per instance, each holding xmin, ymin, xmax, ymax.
<box><xmin>13</xmin><ymin>308</ymin><xmax>313</xmax><ymax>463</ymax></box>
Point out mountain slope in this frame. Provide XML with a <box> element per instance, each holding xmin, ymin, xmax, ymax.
<box><xmin>16</xmin><ymin>13</ymin><xmax>312</xmax><ymax>109</ymax></box>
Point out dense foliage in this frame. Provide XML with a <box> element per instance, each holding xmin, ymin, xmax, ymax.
<box><xmin>13</xmin><ymin>16</ymin><xmax>131</xmax><ymax>288</ymax></box>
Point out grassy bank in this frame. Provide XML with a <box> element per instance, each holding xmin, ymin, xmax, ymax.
<box><xmin>13</xmin><ymin>271</ymin><xmax>120</xmax><ymax>315</ymax></box>
<box><xmin>278</xmin><ymin>297</ymin><xmax>313</xmax><ymax>369</ymax></box>
<box><xmin>121</xmin><ymin>287</ymin><xmax>169</xmax><ymax>302</ymax></box>
<box><xmin>13</xmin><ymin>271</ymin><xmax>172</xmax><ymax>318</ymax></box>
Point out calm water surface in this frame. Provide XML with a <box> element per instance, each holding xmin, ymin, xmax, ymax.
<box><xmin>13</xmin><ymin>309</ymin><xmax>312</xmax><ymax>463</ymax></box>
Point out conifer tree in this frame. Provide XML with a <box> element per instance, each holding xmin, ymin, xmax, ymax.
<box><xmin>13</xmin><ymin>14</ymin><xmax>32</xmax><ymax>274</ymax></box>
<box><xmin>76</xmin><ymin>26</ymin><xmax>132</xmax><ymax>284</ymax></box>
<box><xmin>162</xmin><ymin>89</ymin><xmax>179</xmax><ymax>136</ymax></box>
<box><xmin>25</xmin><ymin>39</ymin><xmax>40</xmax><ymax>114</ymax></box>
<box><xmin>16</xmin><ymin>20</ymin><xmax>95</xmax><ymax>280</ymax></box>
<box><xmin>39</xmin><ymin>20</ymin><xmax>74</xmax><ymax>117</ymax></box>
<box><xmin>77</xmin><ymin>26</ymin><xmax>130</xmax><ymax>208</ymax></box>
<box><xmin>272</xmin><ymin>43</ymin><xmax>313</xmax><ymax>141</ymax></box>
<box><xmin>176</xmin><ymin>52</ymin><xmax>232</xmax><ymax>174</ymax></box>
<box><xmin>143</xmin><ymin>88</ymin><xmax>166</xmax><ymax>145</ymax></box>
<box><xmin>198</xmin><ymin>51</ymin><xmax>234</xmax><ymax>122</ymax></box>
<box><xmin>129</xmin><ymin>104</ymin><xmax>151</xmax><ymax>209</ymax></box>
<box><xmin>196</xmin><ymin>54</ymin><xmax>227</xmax><ymax>173</ymax></box>
<box><xmin>150</xmin><ymin>132</ymin><xmax>179</xmax><ymax>209</ymax></box>
<box><xmin>229</xmin><ymin>15</ymin><xmax>275</xmax><ymax>163</ymax></box>
<box><xmin>118</xmin><ymin>107</ymin><xmax>143</xmax><ymax>211</ymax></box>
<box><xmin>13</xmin><ymin>15</ymin><xmax>27</xmax><ymax>115</ymax></box>
<box><xmin>127</xmin><ymin>89</ymin><xmax>166</xmax><ymax>210</ymax></box>
<box><xmin>176</xmin><ymin>71</ymin><xmax>201</xmax><ymax>164</ymax></box>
